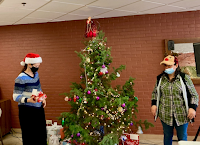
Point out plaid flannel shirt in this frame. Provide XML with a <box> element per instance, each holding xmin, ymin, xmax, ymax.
<box><xmin>151</xmin><ymin>73</ymin><xmax>199</xmax><ymax>126</ymax></box>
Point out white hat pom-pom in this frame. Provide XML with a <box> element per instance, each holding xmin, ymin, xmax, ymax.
<box><xmin>20</xmin><ymin>61</ymin><xmax>25</xmax><ymax>66</ymax></box>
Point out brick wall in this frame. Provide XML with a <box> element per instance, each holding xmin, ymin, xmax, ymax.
<box><xmin>0</xmin><ymin>10</ymin><xmax>200</xmax><ymax>136</ymax></box>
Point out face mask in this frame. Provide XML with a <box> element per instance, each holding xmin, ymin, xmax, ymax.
<box><xmin>31</xmin><ymin>66</ymin><xmax>39</xmax><ymax>73</ymax></box>
<box><xmin>164</xmin><ymin>68</ymin><xmax>175</xmax><ymax>74</ymax></box>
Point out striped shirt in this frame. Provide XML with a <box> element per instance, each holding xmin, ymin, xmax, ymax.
<box><xmin>151</xmin><ymin>73</ymin><xmax>199</xmax><ymax>126</ymax></box>
<box><xmin>13</xmin><ymin>72</ymin><xmax>42</xmax><ymax>107</ymax></box>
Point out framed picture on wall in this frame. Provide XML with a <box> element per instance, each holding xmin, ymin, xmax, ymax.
<box><xmin>165</xmin><ymin>38</ymin><xmax>200</xmax><ymax>84</ymax></box>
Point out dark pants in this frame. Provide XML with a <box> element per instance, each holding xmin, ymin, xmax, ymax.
<box><xmin>161</xmin><ymin>117</ymin><xmax>188</xmax><ymax>145</ymax></box>
<box><xmin>19</xmin><ymin>105</ymin><xmax>47</xmax><ymax>145</ymax></box>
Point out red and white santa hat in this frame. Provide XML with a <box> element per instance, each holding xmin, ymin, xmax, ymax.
<box><xmin>20</xmin><ymin>53</ymin><xmax>42</xmax><ymax>66</ymax></box>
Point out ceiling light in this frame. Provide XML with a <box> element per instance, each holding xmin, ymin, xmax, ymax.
<box><xmin>22</xmin><ymin>2</ymin><xmax>26</xmax><ymax>6</ymax></box>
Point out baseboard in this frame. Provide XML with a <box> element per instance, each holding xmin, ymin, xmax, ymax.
<box><xmin>12</xmin><ymin>128</ymin><xmax>22</xmax><ymax>133</ymax></box>
<box><xmin>139</xmin><ymin>134</ymin><xmax>200</xmax><ymax>141</ymax></box>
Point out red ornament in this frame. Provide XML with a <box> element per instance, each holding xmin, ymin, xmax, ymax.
<box><xmin>69</xmin><ymin>98</ymin><xmax>72</xmax><ymax>101</ymax></box>
<box><xmin>165</xmin><ymin>58</ymin><xmax>169</xmax><ymax>61</ymax></box>
<box><xmin>73</xmin><ymin>97</ymin><xmax>76</xmax><ymax>102</ymax></box>
<box><xmin>94</xmin><ymin>88</ymin><xmax>98</xmax><ymax>92</ymax></box>
<box><xmin>98</xmin><ymin>72</ymin><xmax>103</xmax><ymax>76</ymax></box>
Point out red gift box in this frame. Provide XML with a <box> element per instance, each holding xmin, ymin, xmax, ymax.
<box><xmin>120</xmin><ymin>134</ymin><xmax>139</xmax><ymax>145</ymax></box>
<box><xmin>37</xmin><ymin>92</ymin><xmax>47</xmax><ymax>103</ymax></box>
<box><xmin>124</xmin><ymin>139</ymin><xmax>139</xmax><ymax>145</ymax></box>
<box><xmin>123</xmin><ymin>133</ymin><xmax>130</xmax><ymax>140</ymax></box>
<box><xmin>32</xmin><ymin>89</ymin><xmax>47</xmax><ymax>103</ymax></box>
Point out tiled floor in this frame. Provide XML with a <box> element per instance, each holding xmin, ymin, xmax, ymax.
<box><xmin>2</xmin><ymin>129</ymin><xmax>200</xmax><ymax>145</ymax></box>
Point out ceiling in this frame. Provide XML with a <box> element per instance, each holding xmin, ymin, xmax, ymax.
<box><xmin>0</xmin><ymin>0</ymin><xmax>200</xmax><ymax>26</ymax></box>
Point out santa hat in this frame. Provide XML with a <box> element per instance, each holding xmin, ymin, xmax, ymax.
<box><xmin>20</xmin><ymin>53</ymin><xmax>42</xmax><ymax>66</ymax></box>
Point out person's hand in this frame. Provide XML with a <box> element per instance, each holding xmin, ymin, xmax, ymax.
<box><xmin>188</xmin><ymin>108</ymin><xmax>196</xmax><ymax>120</ymax></box>
<box><xmin>151</xmin><ymin>105</ymin><xmax>157</xmax><ymax>116</ymax></box>
<box><xmin>27</xmin><ymin>96</ymin><xmax>38</xmax><ymax>103</ymax></box>
<box><xmin>42</xmin><ymin>99</ymin><xmax>46</xmax><ymax>108</ymax></box>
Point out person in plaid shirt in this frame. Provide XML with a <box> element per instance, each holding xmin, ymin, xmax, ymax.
<box><xmin>151</xmin><ymin>55</ymin><xmax>199</xmax><ymax>145</ymax></box>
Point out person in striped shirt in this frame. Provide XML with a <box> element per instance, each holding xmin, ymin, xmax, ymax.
<box><xmin>13</xmin><ymin>53</ymin><xmax>47</xmax><ymax>145</ymax></box>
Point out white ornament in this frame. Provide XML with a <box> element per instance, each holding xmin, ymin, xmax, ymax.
<box><xmin>86</xmin><ymin>57</ymin><xmax>90</xmax><ymax>63</ymax></box>
<box><xmin>116</xmin><ymin>72</ymin><xmax>120</xmax><ymax>77</ymax></box>
<box><xmin>136</xmin><ymin>126</ymin><xmax>143</xmax><ymax>134</ymax></box>
<box><xmin>64</xmin><ymin>96</ymin><xmax>69</xmax><ymax>101</ymax></box>
<box><xmin>83</xmin><ymin>97</ymin><xmax>87</xmax><ymax>103</ymax></box>
<box><xmin>100</xmin><ymin>67</ymin><xmax>108</xmax><ymax>74</ymax></box>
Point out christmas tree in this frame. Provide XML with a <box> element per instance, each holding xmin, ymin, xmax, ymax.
<box><xmin>59</xmin><ymin>30</ymin><xmax>153</xmax><ymax>145</ymax></box>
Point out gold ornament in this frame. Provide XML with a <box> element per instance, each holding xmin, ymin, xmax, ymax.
<box><xmin>118</xmin><ymin>107</ymin><xmax>123</xmax><ymax>112</ymax></box>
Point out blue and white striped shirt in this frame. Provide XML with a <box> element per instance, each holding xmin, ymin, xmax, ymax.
<box><xmin>13</xmin><ymin>72</ymin><xmax>42</xmax><ymax>107</ymax></box>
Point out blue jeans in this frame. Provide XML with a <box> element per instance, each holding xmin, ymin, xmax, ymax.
<box><xmin>161</xmin><ymin>118</ymin><xmax>188</xmax><ymax>145</ymax></box>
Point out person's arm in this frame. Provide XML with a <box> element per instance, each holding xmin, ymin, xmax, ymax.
<box><xmin>13</xmin><ymin>77</ymin><xmax>37</xmax><ymax>103</ymax></box>
<box><xmin>151</xmin><ymin>81</ymin><xmax>158</xmax><ymax>116</ymax></box>
<box><xmin>13</xmin><ymin>77</ymin><xmax>27</xmax><ymax>103</ymax></box>
<box><xmin>151</xmin><ymin>81</ymin><xmax>158</xmax><ymax>106</ymax></box>
<box><xmin>185</xmin><ymin>74</ymin><xmax>199</xmax><ymax>110</ymax></box>
<box><xmin>184</xmin><ymin>74</ymin><xmax>199</xmax><ymax>121</ymax></box>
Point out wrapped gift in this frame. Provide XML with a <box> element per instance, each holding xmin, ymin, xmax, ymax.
<box><xmin>123</xmin><ymin>133</ymin><xmax>130</xmax><ymax>140</ymax></box>
<box><xmin>120</xmin><ymin>134</ymin><xmax>139</xmax><ymax>145</ymax></box>
<box><xmin>62</xmin><ymin>141</ymin><xmax>71</xmax><ymax>145</ymax></box>
<box><xmin>37</xmin><ymin>92</ymin><xmax>47</xmax><ymax>102</ymax></box>
<box><xmin>32</xmin><ymin>89</ymin><xmax>47</xmax><ymax>102</ymax></box>
<box><xmin>62</xmin><ymin>138</ymin><xmax>87</xmax><ymax>145</ymax></box>
<box><xmin>125</xmin><ymin>134</ymin><xmax>139</xmax><ymax>145</ymax></box>
<box><xmin>60</xmin><ymin>128</ymin><xmax>65</xmax><ymax>139</ymax></box>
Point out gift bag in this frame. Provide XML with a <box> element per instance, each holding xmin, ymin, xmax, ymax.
<box><xmin>48</xmin><ymin>135</ymin><xmax>59</xmax><ymax>145</ymax></box>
